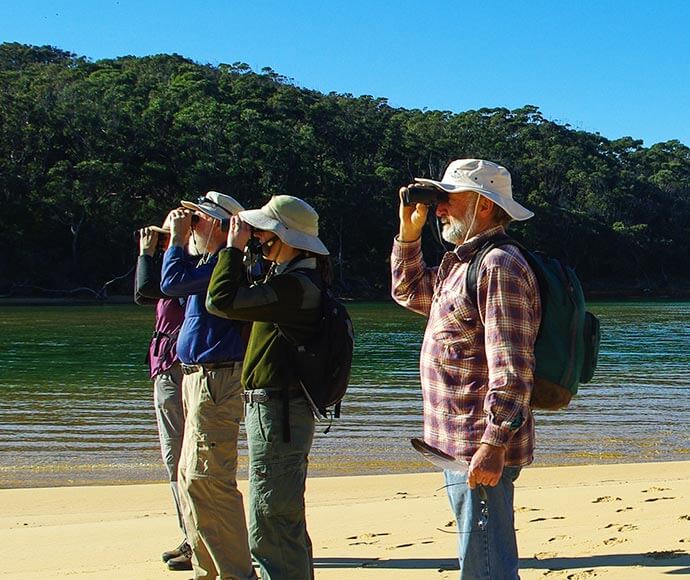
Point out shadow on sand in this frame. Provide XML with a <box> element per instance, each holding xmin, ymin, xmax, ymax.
<box><xmin>522</xmin><ymin>552</ymin><xmax>690</xmax><ymax>574</ymax></box>
<box><xmin>314</xmin><ymin>557</ymin><xmax>458</xmax><ymax>570</ymax></box>
<box><xmin>314</xmin><ymin>551</ymin><xmax>690</xmax><ymax>574</ymax></box>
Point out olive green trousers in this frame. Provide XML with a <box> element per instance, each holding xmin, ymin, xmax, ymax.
<box><xmin>245</xmin><ymin>395</ymin><xmax>315</xmax><ymax>580</ymax></box>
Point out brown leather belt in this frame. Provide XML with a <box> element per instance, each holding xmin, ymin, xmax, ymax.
<box><xmin>180</xmin><ymin>362</ymin><xmax>239</xmax><ymax>375</ymax></box>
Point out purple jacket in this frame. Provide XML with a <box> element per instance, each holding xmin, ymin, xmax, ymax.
<box><xmin>135</xmin><ymin>254</ymin><xmax>185</xmax><ymax>378</ymax></box>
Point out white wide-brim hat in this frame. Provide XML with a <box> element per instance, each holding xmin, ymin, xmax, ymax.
<box><xmin>240</xmin><ymin>195</ymin><xmax>330</xmax><ymax>256</ymax></box>
<box><xmin>415</xmin><ymin>159</ymin><xmax>534</xmax><ymax>221</ymax></box>
<box><xmin>181</xmin><ymin>190</ymin><xmax>244</xmax><ymax>220</ymax></box>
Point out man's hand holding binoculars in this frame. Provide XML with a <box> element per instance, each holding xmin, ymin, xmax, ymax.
<box><xmin>168</xmin><ymin>209</ymin><xmax>193</xmax><ymax>247</ymax></box>
<box><xmin>398</xmin><ymin>185</ymin><xmax>429</xmax><ymax>242</ymax></box>
<box><xmin>138</xmin><ymin>227</ymin><xmax>159</xmax><ymax>257</ymax></box>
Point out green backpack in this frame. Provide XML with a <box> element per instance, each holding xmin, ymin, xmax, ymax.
<box><xmin>466</xmin><ymin>234</ymin><xmax>601</xmax><ymax>410</ymax></box>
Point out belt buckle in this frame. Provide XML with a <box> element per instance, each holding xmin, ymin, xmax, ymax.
<box><xmin>243</xmin><ymin>390</ymin><xmax>270</xmax><ymax>403</ymax></box>
<box><xmin>182</xmin><ymin>364</ymin><xmax>201</xmax><ymax>375</ymax></box>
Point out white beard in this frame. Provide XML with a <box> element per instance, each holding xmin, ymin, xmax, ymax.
<box><xmin>440</xmin><ymin>197</ymin><xmax>478</xmax><ymax>245</ymax></box>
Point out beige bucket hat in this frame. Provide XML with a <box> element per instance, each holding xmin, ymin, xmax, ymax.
<box><xmin>415</xmin><ymin>159</ymin><xmax>534</xmax><ymax>221</ymax></box>
<box><xmin>181</xmin><ymin>190</ymin><xmax>244</xmax><ymax>220</ymax></box>
<box><xmin>239</xmin><ymin>195</ymin><xmax>330</xmax><ymax>255</ymax></box>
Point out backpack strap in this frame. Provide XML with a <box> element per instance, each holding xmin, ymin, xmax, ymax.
<box><xmin>152</xmin><ymin>328</ymin><xmax>181</xmax><ymax>358</ymax></box>
<box><xmin>466</xmin><ymin>235</ymin><xmax>551</xmax><ymax>328</ymax></box>
<box><xmin>272</xmin><ymin>267</ymin><xmax>324</xmax><ymax>442</ymax></box>
<box><xmin>466</xmin><ymin>233</ymin><xmax>520</xmax><ymax>309</ymax></box>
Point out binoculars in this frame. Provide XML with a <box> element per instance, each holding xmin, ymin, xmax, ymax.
<box><xmin>402</xmin><ymin>185</ymin><xmax>448</xmax><ymax>206</ymax></box>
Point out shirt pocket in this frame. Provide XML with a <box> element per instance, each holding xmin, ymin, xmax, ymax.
<box><xmin>428</xmin><ymin>290</ymin><xmax>478</xmax><ymax>350</ymax></box>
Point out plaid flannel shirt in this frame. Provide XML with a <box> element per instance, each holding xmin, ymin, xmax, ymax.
<box><xmin>391</xmin><ymin>225</ymin><xmax>541</xmax><ymax>466</ymax></box>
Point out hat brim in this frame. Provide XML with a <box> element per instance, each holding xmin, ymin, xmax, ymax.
<box><xmin>148</xmin><ymin>225</ymin><xmax>170</xmax><ymax>234</ymax></box>
<box><xmin>414</xmin><ymin>178</ymin><xmax>534</xmax><ymax>221</ymax></box>
<box><xmin>240</xmin><ymin>208</ymin><xmax>330</xmax><ymax>255</ymax></box>
<box><xmin>180</xmin><ymin>199</ymin><xmax>240</xmax><ymax>221</ymax></box>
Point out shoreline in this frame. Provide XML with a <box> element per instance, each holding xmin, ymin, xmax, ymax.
<box><xmin>2</xmin><ymin>290</ymin><xmax>690</xmax><ymax>306</ymax></box>
<box><xmin>3</xmin><ymin>461</ymin><xmax>689</xmax><ymax>579</ymax></box>
<box><xmin>4</xmin><ymin>455</ymin><xmax>688</xmax><ymax>490</ymax></box>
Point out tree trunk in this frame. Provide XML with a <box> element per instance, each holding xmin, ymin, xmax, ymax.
<box><xmin>70</xmin><ymin>214</ymin><xmax>84</xmax><ymax>269</ymax></box>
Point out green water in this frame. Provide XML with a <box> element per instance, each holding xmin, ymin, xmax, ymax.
<box><xmin>1</xmin><ymin>301</ymin><xmax>689</xmax><ymax>488</ymax></box>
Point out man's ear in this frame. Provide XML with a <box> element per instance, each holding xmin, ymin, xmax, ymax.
<box><xmin>477</xmin><ymin>196</ymin><xmax>494</xmax><ymax>216</ymax></box>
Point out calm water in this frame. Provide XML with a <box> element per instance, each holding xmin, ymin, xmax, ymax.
<box><xmin>1</xmin><ymin>301</ymin><xmax>689</xmax><ymax>488</ymax></box>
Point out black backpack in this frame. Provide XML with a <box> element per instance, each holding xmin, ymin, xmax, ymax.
<box><xmin>277</xmin><ymin>270</ymin><xmax>355</xmax><ymax>421</ymax></box>
<box><xmin>466</xmin><ymin>234</ymin><xmax>601</xmax><ymax>410</ymax></box>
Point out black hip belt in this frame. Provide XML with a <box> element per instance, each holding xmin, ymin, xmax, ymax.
<box><xmin>242</xmin><ymin>388</ymin><xmax>303</xmax><ymax>404</ymax></box>
<box><xmin>151</xmin><ymin>329</ymin><xmax>180</xmax><ymax>359</ymax></box>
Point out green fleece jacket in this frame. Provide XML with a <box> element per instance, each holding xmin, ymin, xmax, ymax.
<box><xmin>206</xmin><ymin>247</ymin><xmax>322</xmax><ymax>391</ymax></box>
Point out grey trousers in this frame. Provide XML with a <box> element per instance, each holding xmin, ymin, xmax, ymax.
<box><xmin>246</xmin><ymin>396</ymin><xmax>315</xmax><ymax>580</ymax></box>
<box><xmin>178</xmin><ymin>364</ymin><xmax>256</xmax><ymax>580</ymax></box>
<box><xmin>153</xmin><ymin>362</ymin><xmax>186</xmax><ymax>536</ymax></box>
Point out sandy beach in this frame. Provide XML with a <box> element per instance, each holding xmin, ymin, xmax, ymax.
<box><xmin>3</xmin><ymin>461</ymin><xmax>689</xmax><ymax>579</ymax></box>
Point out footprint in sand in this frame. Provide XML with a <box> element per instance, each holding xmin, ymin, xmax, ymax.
<box><xmin>385</xmin><ymin>539</ymin><xmax>435</xmax><ymax>551</ymax></box>
<box><xmin>642</xmin><ymin>486</ymin><xmax>670</xmax><ymax>493</ymax></box>
<box><xmin>616</xmin><ymin>506</ymin><xmax>634</xmax><ymax>513</ymax></box>
<box><xmin>387</xmin><ymin>543</ymin><xmax>414</xmax><ymax>550</ymax></box>
<box><xmin>516</xmin><ymin>506</ymin><xmax>542</xmax><ymax>513</ymax></box>
<box><xmin>644</xmin><ymin>496</ymin><xmax>675</xmax><ymax>502</ymax></box>
<box><xmin>680</xmin><ymin>515</ymin><xmax>690</xmax><ymax>521</ymax></box>
<box><xmin>530</xmin><ymin>516</ymin><xmax>566</xmax><ymax>523</ymax></box>
<box><xmin>543</xmin><ymin>571</ymin><xmax>597</xmax><ymax>579</ymax></box>
<box><xmin>566</xmin><ymin>571</ymin><xmax>598</xmax><ymax>579</ymax></box>
<box><xmin>604</xmin><ymin>523</ymin><xmax>638</xmax><ymax>532</ymax></box>
<box><xmin>386</xmin><ymin>492</ymin><xmax>412</xmax><ymax>501</ymax></box>
<box><xmin>592</xmin><ymin>496</ymin><xmax>621</xmax><ymax>503</ymax></box>
<box><xmin>534</xmin><ymin>551</ymin><xmax>558</xmax><ymax>560</ymax></box>
<box><xmin>548</xmin><ymin>534</ymin><xmax>572</xmax><ymax>543</ymax></box>
<box><xmin>346</xmin><ymin>532</ymin><xmax>391</xmax><ymax>545</ymax></box>
<box><xmin>603</xmin><ymin>537</ymin><xmax>627</xmax><ymax>546</ymax></box>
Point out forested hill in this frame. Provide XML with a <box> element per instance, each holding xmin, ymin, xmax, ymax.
<box><xmin>1</xmin><ymin>42</ymin><xmax>689</xmax><ymax>299</ymax></box>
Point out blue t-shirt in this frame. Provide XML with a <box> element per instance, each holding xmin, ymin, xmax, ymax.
<box><xmin>161</xmin><ymin>246</ymin><xmax>246</xmax><ymax>364</ymax></box>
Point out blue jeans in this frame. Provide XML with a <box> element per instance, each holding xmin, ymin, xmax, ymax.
<box><xmin>444</xmin><ymin>466</ymin><xmax>522</xmax><ymax>580</ymax></box>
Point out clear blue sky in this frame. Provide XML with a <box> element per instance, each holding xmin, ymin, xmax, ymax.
<box><xmin>3</xmin><ymin>0</ymin><xmax>689</xmax><ymax>147</ymax></box>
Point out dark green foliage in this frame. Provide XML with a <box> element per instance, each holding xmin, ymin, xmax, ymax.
<box><xmin>1</xmin><ymin>43</ymin><xmax>689</xmax><ymax>297</ymax></box>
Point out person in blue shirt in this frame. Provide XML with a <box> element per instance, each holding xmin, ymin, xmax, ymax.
<box><xmin>161</xmin><ymin>191</ymin><xmax>257</xmax><ymax>580</ymax></box>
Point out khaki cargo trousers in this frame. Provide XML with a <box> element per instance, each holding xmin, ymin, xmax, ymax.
<box><xmin>178</xmin><ymin>364</ymin><xmax>256</xmax><ymax>580</ymax></box>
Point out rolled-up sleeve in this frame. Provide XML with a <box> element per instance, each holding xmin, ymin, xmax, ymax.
<box><xmin>390</xmin><ymin>237</ymin><xmax>436</xmax><ymax>317</ymax></box>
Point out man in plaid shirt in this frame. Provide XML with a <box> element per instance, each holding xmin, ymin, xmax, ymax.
<box><xmin>391</xmin><ymin>159</ymin><xmax>541</xmax><ymax>579</ymax></box>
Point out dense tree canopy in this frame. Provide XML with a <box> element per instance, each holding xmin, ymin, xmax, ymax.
<box><xmin>1</xmin><ymin>43</ymin><xmax>689</xmax><ymax>298</ymax></box>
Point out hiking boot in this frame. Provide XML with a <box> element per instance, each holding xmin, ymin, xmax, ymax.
<box><xmin>167</xmin><ymin>552</ymin><xmax>193</xmax><ymax>571</ymax></box>
<box><xmin>161</xmin><ymin>540</ymin><xmax>191</xmax><ymax>563</ymax></box>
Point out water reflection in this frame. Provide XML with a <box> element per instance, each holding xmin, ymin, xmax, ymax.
<box><xmin>0</xmin><ymin>301</ymin><xmax>689</xmax><ymax>487</ymax></box>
